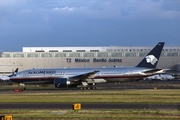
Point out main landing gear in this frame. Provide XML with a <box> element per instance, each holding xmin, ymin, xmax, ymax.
<box><xmin>20</xmin><ymin>83</ymin><xmax>26</xmax><ymax>90</ymax></box>
<box><xmin>80</xmin><ymin>86</ymin><xmax>97</xmax><ymax>90</ymax></box>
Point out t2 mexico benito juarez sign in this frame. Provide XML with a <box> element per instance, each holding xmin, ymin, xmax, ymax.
<box><xmin>66</xmin><ymin>58</ymin><xmax>122</xmax><ymax>63</ymax></box>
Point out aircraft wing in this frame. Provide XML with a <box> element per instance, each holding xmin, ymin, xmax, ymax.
<box><xmin>69</xmin><ymin>70</ymin><xmax>99</xmax><ymax>82</ymax></box>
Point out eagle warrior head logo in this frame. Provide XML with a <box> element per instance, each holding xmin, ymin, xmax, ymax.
<box><xmin>145</xmin><ymin>55</ymin><xmax>158</xmax><ymax>65</ymax></box>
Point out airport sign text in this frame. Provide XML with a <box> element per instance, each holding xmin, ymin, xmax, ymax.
<box><xmin>66</xmin><ymin>58</ymin><xmax>122</xmax><ymax>63</ymax></box>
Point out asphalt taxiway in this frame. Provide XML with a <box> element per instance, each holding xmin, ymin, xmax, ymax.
<box><xmin>1</xmin><ymin>80</ymin><xmax>180</xmax><ymax>94</ymax></box>
<box><xmin>0</xmin><ymin>103</ymin><xmax>179</xmax><ymax>110</ymax></box>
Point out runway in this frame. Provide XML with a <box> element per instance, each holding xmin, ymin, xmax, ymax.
<box><xmin>0</xmin><ymin>103</ymin><xmax>179</xmax><ymax>110</ymax></box>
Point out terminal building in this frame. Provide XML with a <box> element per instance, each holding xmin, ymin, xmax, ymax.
<box><xmin>0</xmin><ymin>45</ymin><xmax>180</xmax><ymax>78</ymax></box>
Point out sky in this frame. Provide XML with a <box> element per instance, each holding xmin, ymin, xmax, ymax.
<box><xmin>0</xmin><ymin>0</ymin><xmax>180</xmax><ymax>52</ymax></box>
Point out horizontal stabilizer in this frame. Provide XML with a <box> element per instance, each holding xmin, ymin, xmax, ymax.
<box><xmin>142</xmin><ymin>68</ymin><xmax>166</xmax><ymax>74</ymax></box>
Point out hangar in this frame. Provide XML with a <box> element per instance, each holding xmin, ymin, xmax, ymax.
<box><xmin>0</xmin><ymin>45</ymin><xmax>180</xmax><ymax>78</ymax></box>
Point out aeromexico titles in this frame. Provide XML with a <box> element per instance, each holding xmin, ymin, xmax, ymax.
<box><xmin>0</xmin><ymin>42</ymin><xmax>165</xmax><ymax>89</ymax></box>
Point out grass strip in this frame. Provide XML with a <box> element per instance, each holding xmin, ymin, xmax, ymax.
<box><xmin>0</xmin><ymin>89</ymin><xmax>180</xmax><ymax>103</ymax></box>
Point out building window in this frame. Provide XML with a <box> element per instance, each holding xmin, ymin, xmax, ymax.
<box><xmin>167</xmin><ymin>52</ymin><xmax>178</xmax><ymax>57</ymax></box>
<box><xmin>161</xmin><ymin>52</ymin><xmax>166</xmax><ymax>56</ymax></box>
<box><xmin>27</xmin><ymin>54</ymin><xmax>38</xmax><ymax>57</ymax></box>
<box><xmin>83</xmin><ymin>53</ymin><xmax>94</xmax><ymax>57</ymax></box>
<box><xmin>111</xmin><ymin>53</ymin><xmax>122</xmax><ymax>57</ymax></box>
<box><xmin>1</xmin><ymin>54</ymin><xmax>11</xmax><ymax>58</ymax></box>
<box><xmin>76</xmin><ymin>50</ymin><xmax>86</xmax><ymax>52</ymax></box>
<box><xmin>102</xmin><ymin>54</ymin><xmax>107</xmax><ymax>57</ymax></box>
<box><xmin>41</xmin><ymin>53</ymin><xmax>52</xmax><ymax>57</ymax></box>
<box><xmin>63</xmin><ymin>50</ymin><xmax>72</xmax><ymax>52</ymax></box>
<box><xmin>49</xmin><ymin>50</ymin><xmax>58</xmax><ymax>52</ymax></box>
<box><xmin>139</xmin><ymin>53</ymin><xmax>148</xmax><ymax>57</ymax></box>
<box><xmin>73</xmin><ymin>54</ymin><xmax>78</xmax><ymax>57</ymax></box>
<box><xmin>97</xmin><ymin>52</ymin><xmax>108</xmax><ymax>57</ymax></box>
<box><xmin>13</xmin><ymin>54</ymin><xmax>24</xmax><ymax>58</ymax></box>
<box><xmin>90</xmin><ymin>50</ymin><xmax>99</xmax><ymax>52</ymax></box>
<box><xmin>55</xmin><ymin>53</ymin><xmax>66</xmax><ymax>57</ymax></box>
<box><xmin>69</xmin><ymin>53</ymin><xmax>80</xmax><ymax>57</ymax></box>
<box><xmin>125</xmin><ymin>53</ymin><xmax>136</xmax><ymax>57</ymax></box>
<box><xmin>35</xmin><ymin>50</ymin><xmax>44</xmax><ymax>52</ymax></box>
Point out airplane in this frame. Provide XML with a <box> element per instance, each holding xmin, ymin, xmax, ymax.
<box><xmin>0</xmin><ymin>42</ymin><xmax>165</xmax><ymax>90</ymax></box>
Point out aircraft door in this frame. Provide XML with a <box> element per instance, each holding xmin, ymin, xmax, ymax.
<box><xmin>128</xmin><ymin>70</ymin><xmax>134</xmax><ymax>81</ymax></box>
<box><xmin>129</xmin><ymin>70</ymin><xmax>133</xmax><ymax>76</ymax></box>
<box><xmin>127</xmin><ymin>70</ymin><xmax>133</xmax><ymax>76</ymax></box>
<box><xmin>44</xmin><ymin>72</ymin><xmax>48</xmax><ymax>81</ymax></box>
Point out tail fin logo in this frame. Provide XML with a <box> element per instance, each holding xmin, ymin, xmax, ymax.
<box><xmin>145</xmin><ymin>55</ymin><xmax>158</xmax><ymax>65</ymax></box>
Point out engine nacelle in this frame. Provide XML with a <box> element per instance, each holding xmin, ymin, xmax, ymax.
<box><xmin>54</xmin><ymin>78</ymin><xmax>71</xmax><ymax>88</ymax></box>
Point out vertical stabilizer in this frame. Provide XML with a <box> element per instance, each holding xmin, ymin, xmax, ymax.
<box><xmin>136</xmin><ymin>42</ymin><xmax>164</xmax><ymax>68</ymax></box>
<box><xmin>9</xmin><ymin>68</ymin><xmax>18</xmax><ymax>77</ymax></box>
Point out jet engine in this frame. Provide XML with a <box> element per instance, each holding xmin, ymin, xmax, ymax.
<box><xmin>54</xmin><ymin>78</ymin><xmax>71</xmax><ymax>88</ymax></box>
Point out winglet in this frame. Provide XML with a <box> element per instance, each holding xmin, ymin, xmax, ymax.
<box><xmin>136</xmin><ymin>42</ymin><xmax>165</xmax><ymax>68</ymax></box>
